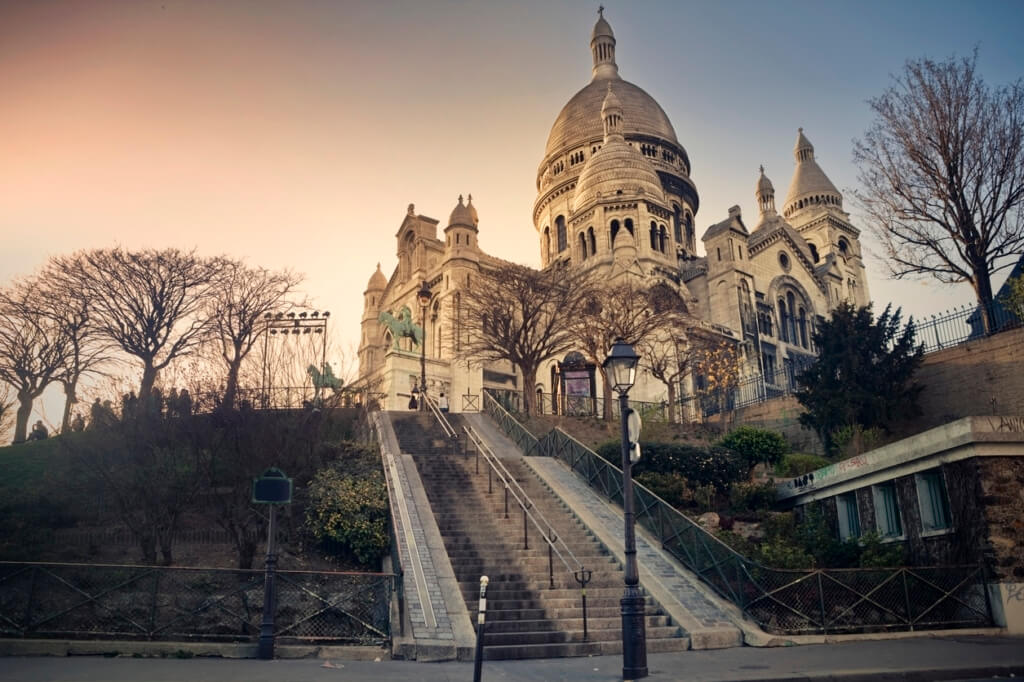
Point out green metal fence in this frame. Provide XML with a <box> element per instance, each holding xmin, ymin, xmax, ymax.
<box><xmin>482</xmin><ymin>401</ymin><xmax>993</xmax><ymax>635</ymax></box>
<box><xmin>0</xmin><ymin>562</ymin><xmax>395</xmax><ymax>645</ymax></box>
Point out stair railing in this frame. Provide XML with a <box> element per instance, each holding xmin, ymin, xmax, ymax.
<box><xmin>462</xmin><ymin>423</ymin><xmax>593</xmax><ymax>637</ymax></box>
<box><xmin>422</xmin><ymin>392</ymin><xmax>458</xmax><ymax>441</ymax></box>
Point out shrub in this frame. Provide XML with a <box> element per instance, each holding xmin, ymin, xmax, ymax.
<box><xmin>597</xmin><ymin>440</ymin><xmax>747</xmax><ymax>494</ymax></box>
<box><xmin>635</xmin><ymin>472</ymin><xmax>691</xmax><ymax>509</ymax></box>
<box><xmin>718</xmin><ymin>426</ymin><xmax>789</xmax><ymax>468</ymax></box>
<box><xmin>775</xmin><ymin>453</ymin><xmax>830</xmax><ymax>477</ymax></box>
<box><xmin>755</xmin><ymin>536</ymin><xmax>814</xmax><ymax>569</ymax></box>
<box><xmin>729</xmin><ymin>482</ymin><xmax>778</xmax><ymax>512</ymax></box>
<box><xmin>858</xmin><ymin>532</ymin><xmax>905</xmax><ymax>568</ymax></box>
<box><xmin>306</xmin><ymin>465</ymin><xmax>389</xmax><ymax>566</ymax></box>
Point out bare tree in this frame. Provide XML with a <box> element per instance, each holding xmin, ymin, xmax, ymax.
<box><xmin>50</xmin><ymin>249</ymin><xmax>224</xmax><ymax>400</ymax></box>
<box><xmin>0</xmin><ymin>283</ymin><xmax>71</xmax><ymax>443</ymax></box>
<box><xmin>692</xmin><ymin>335</ymin><xmax>744</xmax><ymax>428</ymax></box>
<box><xmin>639</xmin><ymin>327</ymin><xmax>696</xmax><ymax>424</ymax></box>
<box><xmin>459</xmin><ymin>260</ymin><xmax>594</xmax><ymax>415</ymax></box>
<box><xmin>209</xmin><ymin>260</ymin><xmax>303</xmax><ymax>409</ymax></box>
<box><xmin>570</xmin><ymin>281</ymin><xmax>689</xmax><ymax>418</ymax></box>
<box><xmin>854</xmin><ymin>50</ymin><xmax>1024</xmax><ymax>332</ymax></box>
<box><xmin>0</xmin><ymin>384</ymin><xmax>14</xmax><ymax>443</ymax></box>
<box><xmin>32</xmin><ymin>266</ymin><xmax>116</xmax><ymax>432</ymax></box>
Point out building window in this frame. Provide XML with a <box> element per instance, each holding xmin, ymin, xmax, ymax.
<box><xmin>872</xmin><ymin>482</ymin><xmax>903</xmax><ymax>539</ymax></box>
<box><xmin>588</xmin><ymin>226</ymin><xmax>597</xmax><ymax>255</ymax></box>
<box><xmin>915</xmin><ymin>469</ymin><xmax>952</xmax><ymax>533</ymax></box>
<box><xmin>556</xmin><ymin>216</ymin><xmax>567</xmax><ymax>252</ymax></box>
<box><xmin>837</xmin><ymin>492</ymin><xmax>861</xmax><ymax>541</ymax></box>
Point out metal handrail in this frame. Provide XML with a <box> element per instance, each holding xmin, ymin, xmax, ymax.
<box><xmin>423</xmin><ymin>393</ymin><xmax>457</xmax><ymax>440</ymax></box>
<box><xmin>462</xmin><ymin>424</ymin><xmax>585</xmax><ymax>586</ymax></box>
<box><xmin>482</xmin><ymin>390</ymin><xmax>539</xmax><ymax>455</ymax></box>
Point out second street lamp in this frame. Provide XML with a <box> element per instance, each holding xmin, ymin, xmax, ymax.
<box><xmin>603</xmin><ymin>337</ymin><xmax>647</xmax><ymax>680</ymax></box>
<box><xmin>416</xmin><ymin>281</ymin><xmax>431</xmax><ymax>410</ymax></box>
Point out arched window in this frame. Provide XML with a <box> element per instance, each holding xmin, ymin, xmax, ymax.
<box><xmin>808</xmin><ymin>243</ymin><xmax>819</xmax><ymax>263</ymax></box>
<box><xmin>838</xmin><ymin>238</ymin><xmax>850</xmax><ymax>256</ymax></box>
<box><xmin>543</xmin><ymin>227</ymin><xmax>551</xmax><ymax>261</ymax></box>
<box><xmin>556</xmin><ymin>215</ymin><xmax>567</xmax><ymax>252</ymax></box>
<box><xmin>659</xmin><ymin>225</ymin><xmax>667</xmax><ymax>253</ymax></box>
<box><xmin>579</xmin><ymin>232</ymin><xmax>588</xmax><ymax>259</ymax></box>
<box><xmin>786</xmin><ymin>291</ymin><xmax>798</xmax><ymax>343</ymax></box>
<box><xmin>588</xmin><ymin>227</ymin><xmax>597</xmax><ymax>255</ymax></box>
<box><xmin>685</xmin><ymin>212</ymin><xmax>694</xmax><ymax>247</ymax></box>
<box><xmin>650</xmin><ymin>221</ymin><xmax>658</xmax><ymax>250</ymax></box>
<box><xmin>798</xmin><ymin>306</ymin><xmax>808</xmax><ymax>348</ymax></box>
<box><xmin>673</xmin><ymin>204</ymin><xmax>683</xmax><ymax>244</ymax></box>
<box><xmin>624</xmin><ymin>218</ymin><xmax>634</xmax><ymax>235</ymax></box>
<box><xmin>778</xmin><ymin>297</ymin><xmax>789</xmax><ymax>343</ymax></box>
<box><xmin>610</xmin><ymin>219</ymin><xmax>621</xmax><ymax>243</ymax></box>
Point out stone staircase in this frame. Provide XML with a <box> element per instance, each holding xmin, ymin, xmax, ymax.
<box><xmin>392</xmin><ymin>412</ymin><xmax>689</xmax><ymax>660</ymax></box>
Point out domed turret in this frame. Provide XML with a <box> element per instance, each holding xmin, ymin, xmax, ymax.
<box><xmin>448</xmin><ymin>194</ymin><xmax>476</xmax><ymax>229</ymax></box>
<box><xmin>755</xmin><ymin>165</ymin><xmax>777</xmax><ymax>228</ymax></box>
<box><xmin>366</xmin><ymin>263</ymin><xmax>387</xmax><ymax>291</ymax></box>
<box><xmin>590</xmin><ymin>7</ymin><xmax>617</xmax><ymax>80</ymax></box>
<box><xmin>572</xmin><ymin>84</ymin><xmax>665</xmax><ymax>213</ymax></box>
<box><xmin>783</xmin><ymin>128</ymin><xmax>843</xmax><ymax>219</ymax></box>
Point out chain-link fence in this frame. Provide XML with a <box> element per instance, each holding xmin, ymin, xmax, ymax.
<box><xmin>482</xmin><ymin>398</ymin><xmax>993</xmax><ymax>635</ymax></box>
<box><xmin>0</xmin><ymin>562</ymin><xmax>395</xmax><ymax>645</ymax></box>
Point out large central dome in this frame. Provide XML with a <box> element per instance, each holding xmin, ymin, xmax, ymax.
<box><xmin>544</xmin><ymin>79</ymin><xmax>679</xmax><ymax>160</ymax></box>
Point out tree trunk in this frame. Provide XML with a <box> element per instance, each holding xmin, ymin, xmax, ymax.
<box><xmin>599</xmin><ymin>367</ymin><xmax>614</xmax><ymax>420</ymax></box>
<box><xmin>139</xmin><ymin>533</ymin><xmax>157</xmax><ymax>565</ymax></box>
<box><xmin>139</xmin><ymin>362</ymin><xmax>158</xmax><ymax>402</ymax></box>
<box><xmin>13</xmin><ymin>394</ymin><xmax>33</xmax><ymax>444</ymax></box>
<box><xmin>222</xmin><ymin>357</ymin><xmax>242</xmax><ymax>410</ymax></box>
<box><xmin>61</xmin><ymin>379</ymin><xmax>78</xmax><ymax>433</ymax></box>
<box><xmin>521</xmin><ymin>366</ymin><xmax>538</xmax><ymax>416</ymax></box>
<box><xmin>972</xmin><ymin>266</ymin><xmax>996</xmax><ymax>333</ymax></box>
<box><xmin>667</xmin><ymin>381</ymin><xmax>678</xmax><ymax>424</ymax></box>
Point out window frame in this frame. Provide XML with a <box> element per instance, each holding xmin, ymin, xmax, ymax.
<box><xmin>915</xmin><ymin>469</ymin><xmax>953</xmax><ymax>535</ymax></box>
<box><xmin>871</xmin><ymin>482</ymin><xmax>904</xmax><ymax>540</ymax></box>
<box><xmin>836</xmin><ymin>491</ymin><xmax>861</xmax><ymax>541</ymax></box>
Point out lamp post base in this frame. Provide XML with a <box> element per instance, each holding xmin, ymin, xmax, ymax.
<box><xmin>621</xmin><ymin>592</ymin><xmax>648</xmax><ymax>679</ymax></box>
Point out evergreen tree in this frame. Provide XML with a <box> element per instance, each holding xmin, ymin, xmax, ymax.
<box><xmin>796</xmin><ymin>303</ymin><xmax>924</xmax><ymax>454</ymax></box>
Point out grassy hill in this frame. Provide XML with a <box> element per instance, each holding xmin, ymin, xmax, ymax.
<box><xmin>0</xmin><ymin>408</ymin><xmax>377</xmax><ymax>568</ymax></box>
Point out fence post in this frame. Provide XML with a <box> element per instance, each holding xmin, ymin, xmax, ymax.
<box><xmin>149</xmin><ymin>570</ymin><xmax>161</xmax><ymax>637</ymax></box>
<box><xmin>902</xmin><ymin>569</ymin><xmax>913</xmax><ymax>630</ymax></box>
<box><xmin>22</xmin><ymin>565</ymin><xmax>38</xmax><ymax>634</ymax></box>
<box><xmin>817</xmin><ymin>571</ymin><xmax>827</xmax><ymax>634</ymax></box>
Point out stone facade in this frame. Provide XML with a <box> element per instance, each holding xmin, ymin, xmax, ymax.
<box><xmin>357</xmin><ymin>10</ymin><xmax>871</xmax><ymax>410</ymax></box>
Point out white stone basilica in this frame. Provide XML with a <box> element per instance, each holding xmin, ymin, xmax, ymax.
<box><xmin>357</xmin><ymin>9</ymin><xmax>870</xmax><ymax>412</ymax></box>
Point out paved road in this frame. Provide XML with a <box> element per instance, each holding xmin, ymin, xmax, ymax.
<box><xmin>5</xmin><ymin>635</ymin><xmax>1024</xmax><ymax>682</ymax></box>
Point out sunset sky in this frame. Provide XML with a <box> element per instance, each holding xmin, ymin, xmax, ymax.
<box><xmin>2</xmin><ymin>0</ymin><xmax>1023</xmax><ymax>418</ymax></box>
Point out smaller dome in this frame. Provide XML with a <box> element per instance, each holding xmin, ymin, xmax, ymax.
<box><xmin>366</xmin><ymin>263</ymin><xmax>387</xmax><ymax>291</ymax></box>
<box><xmin>572</xmin><ymin>139</ymin><xmax>665</xmax><ymax>212</ymax></box>
<box><xmin>448</xmin><ymin>194</ymin><xmax>475</xmax><ymax>228</ymax></box>
<box><xmin>756</xmin><ymin>165</ymin><xmax>774</xmax><ymax>196</ymax></box>
<box><xmin>591</xmin><ymin>7</ymin><xmax>614</xmax><ymax>41</ymax></box>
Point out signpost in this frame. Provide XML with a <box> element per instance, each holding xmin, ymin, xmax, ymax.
<box><xmin>253</xmin><ymin>467</ymin><xmax>293</xmax><ymax>660</ymax></box>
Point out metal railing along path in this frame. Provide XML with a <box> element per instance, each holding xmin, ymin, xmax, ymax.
<box><xmin>461</xmin><ymin>424</ymin><xmax>595</xmax><ymax>639</ymax></box>
<box><xmin>482</xmin><ymin>403</ymin><xmax>994</xmax><ymax>636</ymax></box>
<box><xmin>0</xmin><ymin>561</ymin><xmax>395</xmax><ymax>645</ymax></box>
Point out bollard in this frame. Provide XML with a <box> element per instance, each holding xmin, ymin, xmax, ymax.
<box><xmin>473</xmin><ymin>575</ymin><xmax>489</xmax><ymax>682</ymax></box>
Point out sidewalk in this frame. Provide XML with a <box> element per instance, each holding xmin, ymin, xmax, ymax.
<box><xmin>4</xmin><ymin>635</ymin><xmax>1024</xmax><ymax>681</ymax></box>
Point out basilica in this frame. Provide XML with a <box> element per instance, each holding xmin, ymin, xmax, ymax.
<box><xmin>357</xmin><ymin>9</ymin><xmax>870</xmax><ymax>412</ymax></box>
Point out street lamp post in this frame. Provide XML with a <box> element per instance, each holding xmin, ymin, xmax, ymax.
<box><xmin>603</xmin><ymin>338</ymin><xmax>647</xmax><ymax>680</ymax></box>
<box><xmin>416</xmin><ymin>281</ymin><xmax>432</xmax><ymax>410</ymax></box>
